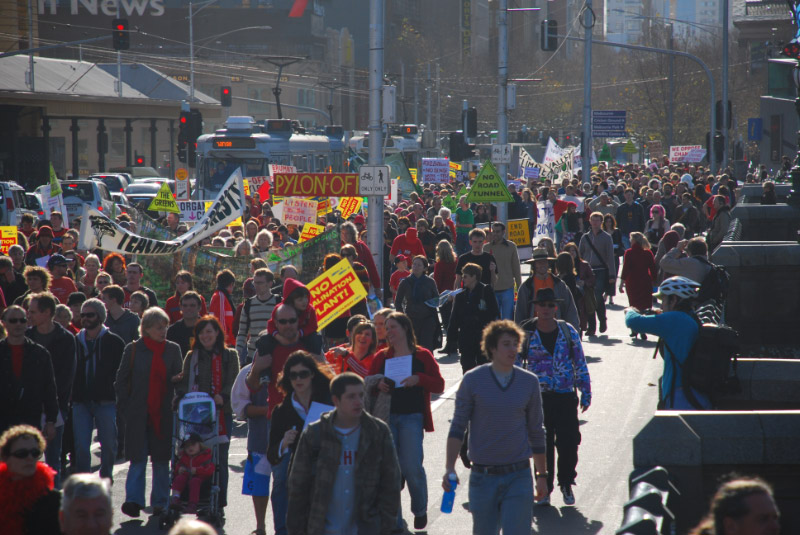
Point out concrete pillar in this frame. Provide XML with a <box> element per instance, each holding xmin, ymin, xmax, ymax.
<box><xmin>70</xmin><ymin>118</ymin><xmax>80</xmax><ymax>179</ymax></box>
<box><xmin>149</xmin><ymin>119</ymin><xmax>158</xmax><ymax>168</ymax></box>
<box><xmin>41</xmin><ymin>114</ymin><xmax>51</xmax><ymax>184</ymax></box>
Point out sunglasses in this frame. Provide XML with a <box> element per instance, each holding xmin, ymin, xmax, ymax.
<box><xmin>289</xmin><ymin>370</ymin><xmax>312</xmax><ymax>381</ymax></box>
<box><xmin>5</xmin><ymin>317</ymin><xmax>26</xmax><ymax>324</ymax></box>
<box><xmin>537</xmin><ymin>302</ymin><xmax>557</xmax><ymax>308</ymax></box>
<box><xmin>276</xmin><ymin>318</ymin><xmax>298</xmax><ymax>325</ymax></box>
<box><xmin>10</xmin><ymin>448</ymin><xmax>42</xmax><ymax>459</ymax></box>
<box><xmin>80</xmin><ymin>312</ymin><xmax>97</xmax><ymax>318</ymax></box>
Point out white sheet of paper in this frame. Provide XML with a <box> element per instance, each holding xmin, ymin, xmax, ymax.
<box><xmin>384</xmin><ymin>355</ymin><xmax>413</xmax><ymax>387</ymax></box>
<box><xmin>303</xmin><ymin>402</ymin><xmax>335</xmax><ymax>430</ymax></box>
<box><xmin>35</xmin><ymin>255</ymin><xmax>51</xmax><ymax>268</ymax></box>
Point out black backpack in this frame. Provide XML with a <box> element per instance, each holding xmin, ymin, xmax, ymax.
<box><xmin>659</xmin><ymin>319</ymin><xmax>740</xmax><ymax>409</ymax></box>
<box><xmin>695</xmin><ymin>257</ymin><xmax>730</xmax><ymax>305</ymax></box>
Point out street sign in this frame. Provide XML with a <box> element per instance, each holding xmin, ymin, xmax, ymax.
<box><xmin>358</xmin><ymin>165</ymin><xmax>390</xmax><ymax>195</ymax></box>
<box><xmin>175</xmin><ymin>169</ymin><xmax>190</xmax><ymax>200</ymax></box>
<box><xmin>465</xmin><ymin>161</ymin><xmax>513</xmax><ymax>203</ymax></box>
<box><xmin>747</xmin><ymin>118</ymin><xmax>763</xmax><ymax>141</ymax></box>
<box><xmin>592</xmin><ymin>110</ymin><xmax>627</xmax><ymax>138</ymax></box>
<box><xmin>491</xmin><ymin>144</ymin><xmax>512</xmax><ymax>164</ymax></box>
<box><xmin>178</xmin><ymin>200</ymin><xmax>206</xmax><ymax>223</ymax></box>
<box><xmin>175</xmin><ymin>168</ymin><xmax>188</xmax><ymax>180</ymax></box>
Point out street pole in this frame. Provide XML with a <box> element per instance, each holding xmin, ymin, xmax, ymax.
<box><xmin>497</xmin><ymin>0</ymin><xmax>509</xmax><ymax>223</ymax></box>
<box><xmin>189</xmin><ymin>2</ymin><xmax>195</xmax><ymax>101</ymax></box>
<box><xmin>426</xmin><ymin>62</ymin><xmax>432</xmax><ymax>129</ymax></box>
<box><xmin>721</xmin><ymin>0</ymin><xmax>729</xmax><ymax>171</ymax></box>
<box><xmin>367</xmin><ymin>0</ymin><xmax>384</xmax><ymax>283</ymax></box>
<box><xmin>116</xmin><ymin>2</ymin><xmax>122</xmax><ymax>97</ymax></box>
<box><xmin>667</xmin><ymin>23</ymin><xmax>674</xmax><ymax>150</ymax></box>
<box><xmin>27</xmin><ymin>0</ymin><xmax>34</xmax><ymax>91</ymax></box>
<box><xmin>581</xmin><ymin>0</ymin><xmax>593</xmax><ymax>182</ymax></box>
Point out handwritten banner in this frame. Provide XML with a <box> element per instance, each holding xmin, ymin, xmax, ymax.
<box><xmin>273</xmin><ymin>173</ymin><xmax>359</xmax><ymax>197</ymax></box>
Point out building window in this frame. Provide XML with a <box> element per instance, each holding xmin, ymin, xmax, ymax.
<box><xmin>111</xmin><ymin>127</ymin><xmax>124</xmax><ymax>158</ymax></box>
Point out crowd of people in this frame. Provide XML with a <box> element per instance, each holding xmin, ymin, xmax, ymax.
<box><xmin>0</xmin><ymin>159</ymin><xmax>782</xmax><ymax>535</ymax></box>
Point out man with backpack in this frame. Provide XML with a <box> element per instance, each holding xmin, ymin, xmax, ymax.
<box><xmin>235</xmin><ymin>268</ymin><xmax>278</xmax><ymax>366</ymax></box>
<box><xmin>624</xmin><ymin>276</ymin><xmax>712</xmax><ymax>410</ymax></box>
<box><xmin>518</xmin><ymin>288</ymin><xmax>591</xmax><ymax>507</ymax></box>
<box><xmin>660</xmin><ymin>237</ymin><xmax>730</xmax><ymax>307</ymax></box>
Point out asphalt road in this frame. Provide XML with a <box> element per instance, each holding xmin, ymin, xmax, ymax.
<box><xmin>103</xmin><ymin>295</ymin><xmax>662</xmax><ymax>534</ymax></box>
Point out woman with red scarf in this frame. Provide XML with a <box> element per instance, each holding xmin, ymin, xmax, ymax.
<box><xmin>325</xmin><ymin>321</ymin><xmax>377</xmax><ymax>377</ymax></box>
<box><xmin>0</xmin><ymin>425</ymin><xmax>61</xmax><ymax>535</ymax></box>
<box><xmin>175</xmin><ymin>315</ymin><xmax>239</xmax><ymax>510</ymax></box>
<box><xmin>115</xmin><ymin>308</ymin><xmax>183</xmax><ymax>518</ymax></box>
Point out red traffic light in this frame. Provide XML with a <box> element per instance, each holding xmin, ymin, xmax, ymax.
<box><xmin>180</xmin><ymin>116</ymin><xmax>187</xmax><ymax>123</ymax></box>
<box><xmin>116</xmin><ymin>24</ymin><xmax>125</xmax><ymax>30</ymax></box>
<box><xmin>222</xmin><ymin>88</ymin><xmax>230</xmax><ymax>95</ymax></box>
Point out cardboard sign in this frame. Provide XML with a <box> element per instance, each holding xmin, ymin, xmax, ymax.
<box><xmin>299</xmin><ymin>223</ymin><xmax>325</xmax><ymax>243</ymax></box>
<box><xmin>49</xmin><ymin>163</ymin><xmax>62</xmax><ymax>197</ymax></box>
<box><xmin>178</xmin><ymin>200</ymin><xmax>206</xmax><ymax>223</ymax></box>
<box><xmin>282</xmin><ymin>197</ymin><xmax>318</xmax><ymax>226</ymax></box>
<box><xmin>683</xmin><ymin>148</ymin><xmax>707</xmax><ymax>163</ymax></box>
<box><xmin>268</xmin><ymin>165</ymin><xmax>297</xmax><ymax>176</ymax></box>
<box><xmin>669</xmin><ymin>145</ymin><xmax>703</xmax><ymax>163</ymax></box>
<box><xmin>535</xmin><ymin>201</ymin><xmax>556</xmax><ymax>242</ymax></box>
<box><xmin>0</xmin><ymin>226</ymin><xmax>17</xmax><ymax>254</ymax></box>
<box><xmin>338</xmin><ymin>197</ymin><xmax>362</xmax><ymax>219</ymax></box>
<box><xmin>148</xmin><ymin>182</ymin><xmax>180</xmax><ymax>213</ymax></box>
<box><xmin>308</xmin><ymin>258</ymin><xmax>369</xmax><ymax>331</ymax></box>
<box><xmin>507</xmin><ymin>218</ymin><xmax>531</xmax><ymax>248</ymax></box>
<box><xmin>421</xmin><ymin>158</ymin><xmax>450</xmax><ymax>184</ymax></box>
<box><xmin>466</xmin><ymin>161</ymin><xmax>513</xmax><ymax>203</ymax></box>
<box><xmin>243</xmin><ymin>179</ymin><xmax>251</xmax><ymax>197</ymax></box>
<box><xmin>273</xmin><ymin>173</ymin><xmax>359</xmax><ymax>197</ymax></box>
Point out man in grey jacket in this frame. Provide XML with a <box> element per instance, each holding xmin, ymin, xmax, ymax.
<box><xmin>578</xmin><ymin>212</ymin><xmax>616</xmax><ymax>336</ymax></box>
<box><xmin>659</xmin><ymin>237</ymin><xmax>713</xmax><ymax>284</ymax></box>
<box><xmin>514</xmin><ymin>248</ymin><xmax>579</xmax><ymax>331</ymax></box>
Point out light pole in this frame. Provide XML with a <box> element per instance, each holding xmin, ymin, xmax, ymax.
<box><xmin>188</xmin><ymin>0</ymin><xmax>220</xmax><ymax>102</ymax></box>
<box><xmin>319</xmin><ymin>79</ymin><xmax>347</xmax><ymax>125</ymax></box>
<box><xmin>367</xmin><ymin>0</ymin><xmax>385</xmax><ymax>281</ymax></box>
<box><xmin>582</xmin><ymin>0</ymin><xmax>594</xmax><ymax>181</ymax></box>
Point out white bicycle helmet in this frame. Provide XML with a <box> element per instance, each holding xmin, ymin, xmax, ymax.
<box><xmin>653</xmin><ymin>276</ymin><xmax>700</xmax><ymax>300</ymax></box>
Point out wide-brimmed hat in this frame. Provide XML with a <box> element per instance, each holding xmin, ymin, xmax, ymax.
<box><xmin>38</xmin><ymin>225</ymin><xmax>54</xmax><ymax>238</ymax></box>
<box><xmin>532</xmin><ymin>288</ymin><xmax>563</xmax><ymax>304</ymax></box>
<box><xmin>523</xmin><ymin>247</ymin><xmax>556</xmax><ymax>264</ymax></box>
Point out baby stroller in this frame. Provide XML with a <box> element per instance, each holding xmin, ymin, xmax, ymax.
<box><xmin>160</xmin><ymin>392</ymin><xmax>228</xmax><ymax>529</ymax></box>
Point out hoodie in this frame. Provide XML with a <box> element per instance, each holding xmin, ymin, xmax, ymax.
<box><xmin>389</xmin><ymin>227</ymin><xmax>426</xmax><ymax>259</ymax></box>
<box><xmin>267</xmin><ymin>278</ymin><xmax>319</xmax><ymax>336</ymax></box>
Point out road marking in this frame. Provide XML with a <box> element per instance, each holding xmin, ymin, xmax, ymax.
<box><xmin>431</xmin><ymin>378</ymin><xmax>462</xmax><ymax>413</ymax></box>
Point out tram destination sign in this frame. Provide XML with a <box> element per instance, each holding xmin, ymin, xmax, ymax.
<box><xmin>212</xmin><ymin>138</ymin><xmax>256</xmax><ymax>149</ymax></box>
<box><xmin>273</xmin><ymin>173</ymin><xmax>360</xmax><ymax>197</ymax></box>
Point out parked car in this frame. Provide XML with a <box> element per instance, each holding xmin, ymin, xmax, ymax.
<box><xmin>110</xmin><ymin>191</ymin><xmax>136</xmax><ymax>216</ymax></box>
<box><xmin>108</xmin><ymin>166</ymin><xmax>165</xmax><ymax>181</ymax></box>
<box><xmin>0</xmin><ymin>181</ymin><xmax>39</xmax><ymax>226</ymax></box>
<box><xmin>90</xmin><ymin>173</ymin><xmax>131</xmax><ymax>194</ymax></box>
<box><xmin>25</xmin><ymin>193</ymin><xmax>46</xmax><ymax>220</ymax></box>
<box><xmin>61</xmin><ymin>180</ymin><xmax>115</xmax><ymax>223</ymax></box>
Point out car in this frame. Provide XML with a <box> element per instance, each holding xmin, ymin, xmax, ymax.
<box><xmin>89</xmin><ymin>173</ymin><xmax>131</xmax><ymax>194</ymax></box>
<box><xmin>60</xmin><ymin>180</ymin><xmax>115</xmax><ymax>223</ymax></box>
<box><xmin>108</xmin><ymin>166</ymin><xmax>166</xmax><ymax>181</ymax></box>
<box><xmin>110</xmin><ymin>191</ymin><xmax>136</xmax><ymax>216</ymax></box>
<box><xmin>25</xmin><ymin>193</ymin><xmax>46</xmax><ymax>220</ymax></box>
<box><xmin>125</xmin><ymin>182</ymin><xmax>168</xmax><ymax>217</ymax></box>
<box><xmin>0</xmin><ymin>181</ymin><xmax>39</xmax><ymax>226</ymax></box>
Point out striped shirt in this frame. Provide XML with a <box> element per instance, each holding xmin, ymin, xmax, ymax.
<box><xmin>448</xmin><ymin>364</ymin><xmax>546</xmax><ymax>466</ymax></box>
<box><xmin>235</xmin><ymin>294</ymin><xmax>278</xmax><ymax>366</ymax></box>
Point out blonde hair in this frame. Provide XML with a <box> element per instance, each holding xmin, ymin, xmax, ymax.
<box><xmin>630</xmin><ymin>231</ymin><xmax>651</xmax><ymax>250</ymax></box>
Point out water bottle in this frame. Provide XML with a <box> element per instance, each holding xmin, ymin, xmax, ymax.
<box><xmin>440</xmin><ymin>473</ymin><xmax>458</xmax><ymax>514</ymax></box>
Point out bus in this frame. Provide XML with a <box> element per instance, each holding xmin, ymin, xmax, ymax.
<box><xmin>194</xmin><ymin>116</ymin><xmax>345</xmax><ymax>200</ymax></box>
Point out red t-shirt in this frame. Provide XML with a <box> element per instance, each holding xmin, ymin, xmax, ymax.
<box><xmin>50</xmin><ymin>277</ymin><xmax>79</xmax><ymax>304</ymax></box>
<box><xmin>10</xmin><ymin>344</ymin><xmax>23</xmax><ymax>378</ymax></box>
<box><xmin>389</xmin><ymin>269</ymin><xmax>410</xmax><ymax>295</ymax></box>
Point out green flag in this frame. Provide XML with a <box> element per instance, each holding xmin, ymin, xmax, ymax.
<box><xmin>49</xmin><ymin>164</ymin><xmax>62</xmax><ymax>197</ymax></box>
<box><xmin>386</xmin><ymin>153</ymin><xmax>416</xmax><ymax>200</ymax></box>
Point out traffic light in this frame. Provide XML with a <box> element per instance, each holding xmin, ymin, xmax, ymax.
<box><xmin>463</xmin><ymin>107</ymin><xmax>478</xmax><ymax>138</ymax></box>
<box><xmin>177</xmin><ymin>110</ymin><xmax>190</xmax><ymax>163</ymax></box>
<box><xmin>188</xmin><ymin>109</ymin><xmax>203</xmax><ymax>168</ymax></box>
<box><xmin>449</xmin><ymin>132</ymin><xmax>465</xmax><ymax>162</ymax></box>
<box><xmin>220</xmin><ymin>86</ymin><xmax>232</xmax><ymax>107</ymax></box>
<box><xmin>112</xmin><ymin>19</ymin><xmax>129</xmax><ymax>51</ymax></box>
<box><xmin>565</xmin><ymin>133</ymin><xmax>572</xmax><ymax>145</ymax></box>
<box><xmin>714</xmin><ymin>133</ymin><xmax>724</xmax><ymax>163</ymax></box>
<box><xmin>134</xmin><ymin>153</ymin><xmax>145</xmax><ymax>166</ymax></box>
<box><xmin>715</xmin><ymin>100</ymin><xmax>732</xmax><ymax>130</ymax></box>
<box><xmin>541</xmin><ymin>20</ymin><xmax>558</xmax><ymax>51</ymax></box>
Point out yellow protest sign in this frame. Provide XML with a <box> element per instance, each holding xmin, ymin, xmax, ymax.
<box><xmin>410</xmin><ymin>168</ymin><xmax>417</xmax><ymax>181</ymax></box>
<box><xmin>507</xmin><ymin>218</ymin><xmax>531</xmax><ymax>248</ymax></box>
<box><xmin>299</xmin><ymin>223</ymin><xmax>325</xmax><ymax>243</ymax></box>
<box><xmin>205</xmin><ymin>201</ymin><xmax>242</xmax><ymax>227</ymax></box>
<box><xmin>449</xmin><ymin>161</ymin><xmax>462</xmax><ymax>171</ymax></box>
<box><xmin>338</xmin><ymin>197</ymin><xmax>362</xmax><ymax>219</ymax></box>
<box><xmin>465</xmin><ymin>161</ymin><xmax>513</xmax><ymax>203</ymax></box>
<box><xmin>49</xmin><ymin>163</ymin><xmax>62</xmax><ymax>197</ymax></box>
<box><xmin>308</xmin><ymin>258</ymin><xmax>368</xmax><ymax>331</ymax></box>
<box><xmin>148</xmin><ymin>182</ymin><xmax>181</xmax><ymax>213</ymax></box>
<box><xmin>243</xmin><ymin>179</ymin><xmax>251</xmax><ymax>197</ymax></box>
<box><xmin>0</xmin><ymin>226</ymin><xmax>17</xmax><ymax>254</ymax></box>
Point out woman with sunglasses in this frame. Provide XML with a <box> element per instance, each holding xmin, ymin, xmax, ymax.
<box><xmin>0</xmin><ymin>425</ymin><xmax>61</xmax><ymax>535</ymax></box>
<box><xmin>175</xmin><ymin>315</ymin><xmax>240</xmax><ymax>512</ymax></box>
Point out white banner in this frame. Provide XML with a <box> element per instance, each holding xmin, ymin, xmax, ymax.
<box><xmin>534</xmin><ymin>201</ymin><xmax>555</xmax><ymax>243</ymax></box>
<box><xmin>79</xmin><ymin>169</ymin><xmax>245</xmax><ymax>255</ymax></box>
<box><xmin>41</xmin><ymin>185</ymin><xmax>69</xmax><ymax>228</ymax></box>
<box><xmin>573</xmin><ymin>150</ymin><xmax>599</xmax><ymax>170</ymax></box>
<box><xmin>669</xmin><ymin>145</ymin><xmax>703</xmax><ymax>162</ymax></box>
<box><xmin>421</xmin><ymin>158</ymin><xmax>450</xmax><ymax>184</ymax></box>
<box><xmin>544</xmin><ymin>138</ymin><xmax>571</xmax><ymax>163</ymax></box>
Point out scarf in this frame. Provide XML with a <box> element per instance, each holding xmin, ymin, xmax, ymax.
<box><xmin>78</xmin><ymin>326</ymin><xmax>108</xmax><ymax>397</ymax></box>
<box><xmin>0</xmin><ymin>462</ymin><xmax>55</xmax><ymax>535</ymax></box>
<box><xmin>142</xmin><ymin>336</ymin><xmax>167</xmax><ymax>438</ymax></box>
<box><xmin>407</xmin><ymin>273</ymin><xmax>426</xmax><ymax>302</ymax></box>
<box><xmin>191</xmin><ymin>348</ymin><xmax>227</xmax><ymax>436</ymax></box>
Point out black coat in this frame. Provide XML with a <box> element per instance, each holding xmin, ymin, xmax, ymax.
<box><xmin>0</xmin><ymin>338</ymin><xmax>59</xmax><ymax>434</ymax></box>
<box><xmin>266</xmin><ymin>387</ymin><xmax>332</xmax><ymax>466</ymax></box>
<box><xmin>72</xmin><ymin>329</ymin><xmax>126</xmax><ymax>404</ymax></box>
<box><xmin>446</xmin><ymin>282</ymin><xmax>500</xmax><ymax>354</ymax></box>
<box><xmin>26</xmin><ymin>323</ymin><xmax>76</xmax><ymax>416</ymax></box>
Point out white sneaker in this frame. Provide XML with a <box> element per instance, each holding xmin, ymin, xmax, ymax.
<box><xmin>560</xmin><ymin>485</ymin><xmax>575</xmax><ymax>506</ymax></box>
<box><xmin>534</xmin><ymin>494</ymin><xmax>550</xmax><ymax>506</ymax></box>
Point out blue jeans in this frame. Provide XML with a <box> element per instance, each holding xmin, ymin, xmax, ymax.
<box><xmin>389</xmin><ymin>412</ymin><xmax>427</xmax><ymax>523</ymax></box>
<box><xmin>495</xmin><ymin>288</ymin><xmax>515</xmax><ymax>320</ymax></box>
<box><xmin>469</xmin><ymin>467</ymin><xmax>533</xmax><ymax>535</ymax></box>
<box><xmin>590</xmin><ymin>267</ymin><xmax>609</xmax><ymax>326</ymax></box>
<box><xmin>44</xmin><ymin>423</ymin><xmax>64</xmax><ymax>488</ymax></box>
<box><xmin>621</xmin><ymin>234</ymin><xmax>631</xmax><ymax>250</ymax></box>
<box><xmin>456</xmin><ymin>233</ymin><xmax>470</xmax><ymax>255</ymax></box>
<box><xmin>72</xmin><ymin>401</ymin><xmax>117</xmax><ymax>480</ymax></box>
<box><xmin>125</xmin><ymin>427</ymin><xmax>171</xmax><ymax>509</ymax></box>
<box><xmin>271</xmin><ymin>453</ymin><xmax>290</xmax><ymax>535</ymax></box>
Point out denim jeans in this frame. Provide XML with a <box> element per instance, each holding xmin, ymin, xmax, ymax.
<box><xmin>456</xmin><ymin>233</ymin><xmax>470</xmax><ymax>255</ymax></box>
<box><xmin>621</xmin><ymin>234</ymin><xmax>631</xmax><ymax>250</ymax></box>
<box><xmin>495</xmin><ymin>288</ymin><xmax>515</xmax><ymax>320</ymax></box>
<box><xmin>469</xmin><ymin>467</ymin><xmax>533</xmax><ymax>535</ymax></box>
<box><xmin>44</xmin><ymin>423</ymin><xmax>64</xmax><ymax>488</ymax></box>
<box><xmin>125</xmin><ymin>426</ymin><xmax>171</xmax><ymax>509</ymax></box>
<box><xmin>389</xmin><ymin>412</ymin><xmax>427</xmax><ymax>523</ymax></box>
<box><xmin>72</xmin><ymin>401</ymin><xmax>117</xmax><ymax>480</ymax></box>
<box><xmin>271</xmin><ymin>453</ymin><xmax>290</xmax><ymax>535</ymax></box>
<box><xmin>589</xmin><ymin>267</ymin><xmax>609</xmax><ymax>327</ymax></box>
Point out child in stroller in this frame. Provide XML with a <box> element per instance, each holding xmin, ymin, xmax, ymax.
<box><xmin>170</xmin><ymin>433</ymin><xmax>215</xmax><ymax>514</ymax></box>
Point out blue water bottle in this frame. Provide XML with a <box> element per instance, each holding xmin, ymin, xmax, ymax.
<box><xmin>440</xmin><ymin>473</ymin><xmax>458</xmax><ymax>513</ymax></box>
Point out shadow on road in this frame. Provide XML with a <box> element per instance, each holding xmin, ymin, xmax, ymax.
<box><xmin>533</xmin><ymin>505</ymin><xmax>603</xmax><ymax>534</ymax></box>
<box><xmin>435</xmin><ymin>352</ymin><xmax>460</xmax><ymax>365</ymax></box>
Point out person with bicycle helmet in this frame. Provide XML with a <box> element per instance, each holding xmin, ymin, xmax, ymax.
<box><xmin>624</xmin><ymin>276</ymin><xmax>712</xmax><ymax>410</ymax></box>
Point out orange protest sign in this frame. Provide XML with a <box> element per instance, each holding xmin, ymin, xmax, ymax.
<box><xmin>338</xmin><ymin>197</ymin><xmax>362</xmax><ymax>219</ymax></box>
<box><xmin>308</xmin><ymin>258</ymin><xmax>368</xmax><ymax>331</ymax></box>
<box><xmin>273</xmin><ymin>173</ymin><xmax>359</xmax><ymax>197</ymax></box>
<box><xmin>299</xmin><ymin>223</ymin><xmax>325</xmax><ymax>243</ymax></box>
<box><xmin>0</xmin><ymin>227</ymin><xmax>17</xmax><ymax>254</ymax></box>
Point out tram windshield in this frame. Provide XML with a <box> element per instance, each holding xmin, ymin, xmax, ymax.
<box><xmin>198</xmin><ymin>158</ymin><xmax>267</xmax><ymax>196</ymax></box>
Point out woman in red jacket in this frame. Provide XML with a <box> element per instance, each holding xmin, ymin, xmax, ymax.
<box><xmin>370</xmin><ymin>312</ymin><xmax>444</xmax><ymax>531</ymax></box>
<box><xmin>433</xmin><ymin>240</ymin><xmax>457</xmax><ymax>350</ymax></box>
<box><xmin>619</xmin><ymin>232</ymin><xmax>657</xmax><ymax>340</ymax></box>
<box><xmin>209</xmin><ymin>269</ymin><xmax>237</xmax><ymax>346</ymax></box>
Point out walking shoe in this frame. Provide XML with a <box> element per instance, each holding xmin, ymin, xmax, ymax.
<box><xmin>414</xmin><ymin>513</ymin><xmax>427</xmax><ymax>529</ymax></box>
<box><xmin>599</xmin><ymin>319</ymin><xmax>608</xmax><ymax>333</ymax></box>
<box><xmin>560</xmin><ymin>485</ymin><xmax>575</xmax><ymax>506</ymax></box>
<box><xmin>640</xmin><ymin>333</ymin><xmax>648</xmax><ymax>341</ymax></box>
<box><xmin>585</xmin><ymin>328</ymin><xmax>596</xmax><ymax>337</ymax></box>
<box><xmin>121</xmin><ymin>501</ymin><xmax>141</xmax><ymax>518</ymax></box>
<box><xmin>534</xmin><ymin>494</ymin><xmax>551</xmax><ymax>506</ymax></box>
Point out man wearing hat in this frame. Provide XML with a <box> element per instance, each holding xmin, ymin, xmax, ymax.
<box><xmin>514</xmin><ymin>248</ymin><xmax>579</xmax><ymax>330</ymax></box>
<box><xmin>24</xmin><ymin>225</ymin><xmax>61</xmax><ymax>266</ymax></box>
<box><xmin>519</xmin><ymin>287</ymin><xmax>591</xmax><ymax>506</ymax></box>
<box><xmin>47</xmin><ymin>254</ymin><xmax>79</xmax><ymax>305</ymax></box>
